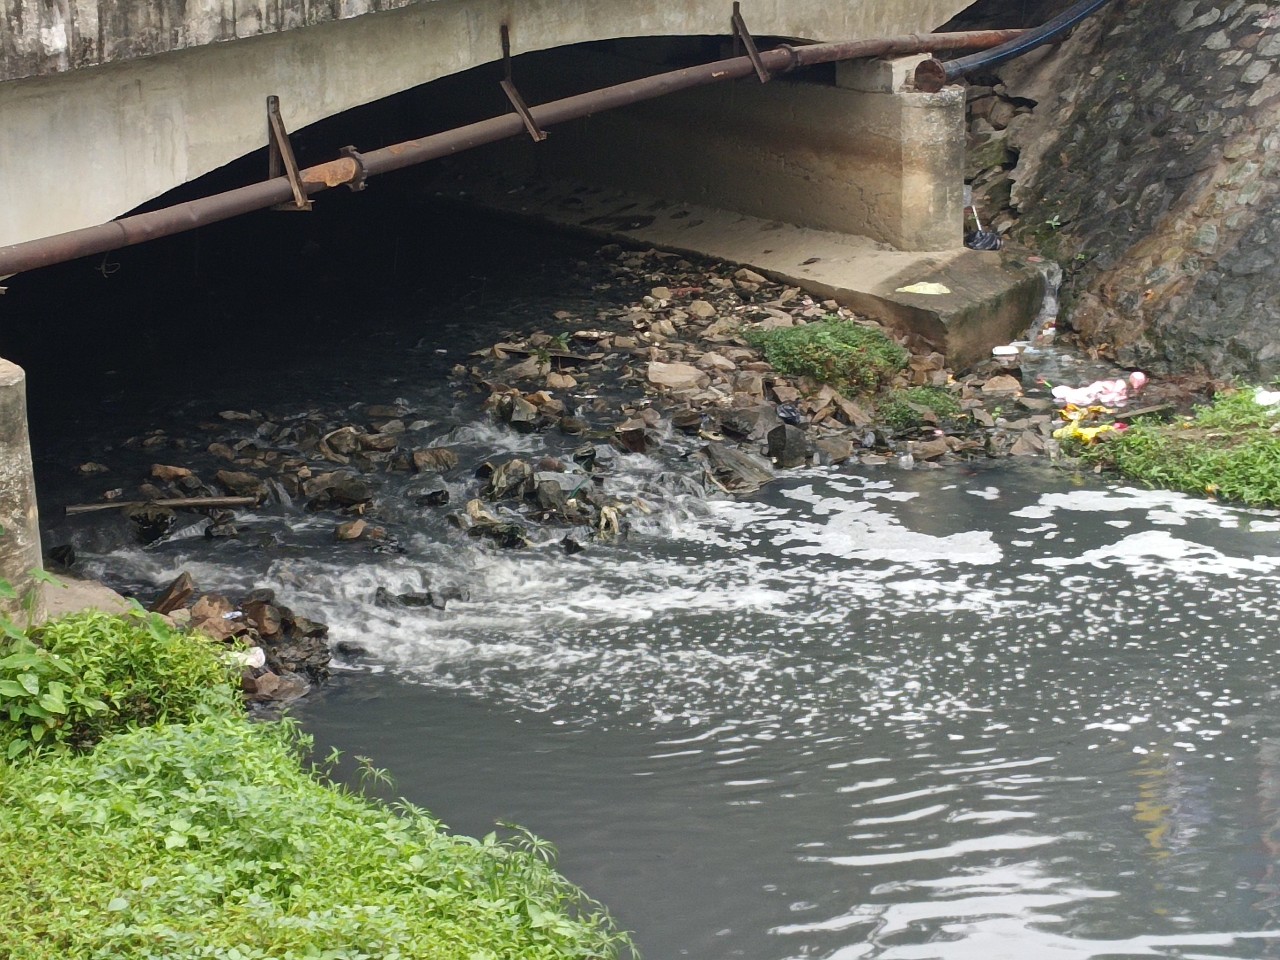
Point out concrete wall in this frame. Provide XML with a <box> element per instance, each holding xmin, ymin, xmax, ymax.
<box><xmin>529</xmin><ymin>54</ymin><xmax>964</xmax><ymax>250</ymax></box>
<box><xmin>0</xmin><ymin>0</ymin><xmax>972</xmax><ymax>248</ymax></box>
<box><xmin>0</xmin><ymin>0</ymin><xmax>974</xmax><ymax>82</ymax></box>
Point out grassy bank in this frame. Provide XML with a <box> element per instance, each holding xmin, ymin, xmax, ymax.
<box><xmin>1074</xmin><ymin>388</ymin><xmax>1280</xmax><ymax>507</ymax></box>
<box><xmin>0</xmin><ymin>611</ymin><xmax>631</xmax><ymax>960</ymax></box>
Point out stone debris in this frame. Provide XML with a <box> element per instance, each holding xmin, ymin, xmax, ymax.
<box><xmin>699</xmin><ymin>443</ymin><xmax>774</xmax><ymax>495</ymax></box>
<box><xmin>149</xmin><ymin>571</ymin><xmax>195</xmax><ymax>615</ymax></box>
<box><xmin>149</xmin><ymin>577</ymin><xmax>335</xmax><ymax>705</ymax></box>
<box><xmin>56</xmin><ymin>242</ymin><xmax>1147</xmax><ymax>711</ymax></box>
<box><xmin>647</xmin><ymin>360</ymin><xmax>707</xmax><ymax>391</ymax></box>
<box><xmin>336</xmin><ymin>518</ymin><xmax>368</xmax><ymax>541</ymax></box>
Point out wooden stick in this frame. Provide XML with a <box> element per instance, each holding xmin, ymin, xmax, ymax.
<box><xmin>65</xmin><ymin>496</ymin><xmax>259</xmax><ymax>516</ymax></box>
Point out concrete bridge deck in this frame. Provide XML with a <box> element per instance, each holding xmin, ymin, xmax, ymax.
<box><xmin>0</xmin><ymin>0</ymin><xmax>973</xmax><ymax>248</ymax></box>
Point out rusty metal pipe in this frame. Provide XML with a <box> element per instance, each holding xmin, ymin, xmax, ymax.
<box><xmin>0</xmin><ymin>28</ymin><xmax>1023</xmax><ymax>277</ymax></box>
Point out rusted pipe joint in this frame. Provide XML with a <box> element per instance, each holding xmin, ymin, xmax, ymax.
<box><xmin>772</xmin><ymin>44</ymin><xmax>801</xmax><ymax>74</ymax></box>
<box><xmin>338</xmin><ymin>145</ymin><xmax>368</xmax><ymax>191</ymax></box>
<box><xmin>914</xmin><ymin>57</ymin><xmax>948</xmax><ymax>93</ymax></box>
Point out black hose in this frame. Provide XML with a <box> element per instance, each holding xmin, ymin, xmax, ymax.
<box><xmin>915</xmin><ymin>0</ymin><xmax>1117</xmax><ymax>91</ymax></box>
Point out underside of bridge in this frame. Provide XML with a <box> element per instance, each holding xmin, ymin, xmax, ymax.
<box><xmin>0</xmin><ymin>0</ymin><xmax>974</xmax><ymax>249</ymax></box>
<box><xmin>0</xmin><ymin>0</ymin><xmax>1052</xmax><ymax>606</ymax></box>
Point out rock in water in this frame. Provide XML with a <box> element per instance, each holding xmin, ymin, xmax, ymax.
<box><xmin>981</xmin><ymin>375</ymin><xmax>1022</xmax><ymax>397</ymax></box>
<box><xmin>614</xmin><ymin>419</ymin><xmax>653</xmax><ymax>454</ymax></box>
<box><xmin>672</xmin><ymin>409</ymin><xmax>703</xmax><ymax>433</ymax></box>
<box><xmin>698</xmin><ymin>443</ymin><xmax>774</xmax><ymax>495</ymax></box>
<box><xmin>150</xmin><ymin>571</ymin><xmax>195</xmax><ymax>614</ymax></box>
<box><xmin>535</xmin><ymin>479</ymin><xmax>569</xmax><ymax>515</ymax></box>
<box><xmin>507</xmin><ymin>396</ymin><xmax>540</xmax><ymax>432</ymax></box>
<box><xmin>412</xmin><ymin>447</ymin><xmax>459</xmax><ymax>474</ymax></box>
<box><xmin>329</xmin><ymin>476</ymin><xmax>373</xmax><ymax>506</ymax></box>
<box><xmin>150</xmin><ymin>463</ymin><xmax>192</xmax><ymax>483</ymax></box>
<box><xmin>335</xmin><ymin>519</ymin><xmax>367</xmax><ymax>541</ymax></box>
<box><xmin>767</xmin><ymin>424</ymin><xmax>809</xmax><ymax>468</ymax></box>
<box><xmin>125</xmin><ymin>504</ymin><xmax>176</xmax><ymax>544</ymax></box>
<box><xmin>717</xmin><ymin>404</ymin><xmax>781</xmax><ymax>441</ymax></box>
<box><xmin>242</xmin><ymin>600</ymin><xmax>284</xmax><ymax>639</ymax></box>
<box><xmin>812</xmin><ymin>437</ymin><xmax>855</xmax><ymax>465</ymax></box>
<box><xmin>909</xmin><ymin>437</ymin><xmax>950</xmax><ymax>461</ymax></box>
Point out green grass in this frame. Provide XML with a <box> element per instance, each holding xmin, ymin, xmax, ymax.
<box><xmin>877</xmin><ymin>387</ymin><xmax>962</xmax><ymax>434</ymax></box>
<box><xmin>745</xmin><ymin>319</ymin><xmax>907</xmax><ymax>396</ymax></box>
<box><xmin>1078</xmin><ymin>389</ymin><xmax>1280</xmax><ymax>507</ymax></box>
<box><xmin>0</xmin><ymin>613</ymin><xmax>633</xmax><ymax>960</ymax></box>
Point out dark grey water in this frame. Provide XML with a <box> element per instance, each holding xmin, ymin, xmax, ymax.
<box><xmin>13</xmin><ymin>205</ymin><xmax>1280</xmax><ymax>960</ymax></box>
<box><xmin>284</xmin><ymin>464</ymin><xmax>1280</xmax><ymax>960</ymax></box>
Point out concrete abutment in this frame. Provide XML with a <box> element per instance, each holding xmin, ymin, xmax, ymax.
<box><xmin>519</xmin><ymin>53</ymin><xmax>965</xmax><ymax>252</ymax></box>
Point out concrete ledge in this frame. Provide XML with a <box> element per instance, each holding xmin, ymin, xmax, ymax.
<box><xmin>429</xmin><ymin>172</ymin><xmax>1042</xmax><ymax>369</ymax></box>
<box><xmin>40</xmin><ymin>574</ymin><xmax>133</xmax><ymax>622</ymax></box>
<box><xmin>0</xmin><ymin>358</ymin><xmax>43</xmax><ymax>623</ymax></box>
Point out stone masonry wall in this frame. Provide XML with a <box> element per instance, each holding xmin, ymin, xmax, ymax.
<box><xmin>992</xmin><ymin>0</ymin><xmax>1280</xmax><ymax>378</ymax></box>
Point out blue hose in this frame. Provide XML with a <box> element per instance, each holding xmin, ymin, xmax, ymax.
<box><xmin>917</xmin><ymin>0</ymin><xmax>1117</xmax><ymax>89</ymax></box>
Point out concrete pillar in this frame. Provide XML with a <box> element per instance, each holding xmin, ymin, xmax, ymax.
<box><xmin>835</xmin><ymin>55</ymin><xmax>967</xmax><ymax>251</ymax></box>
<box><xmin>525</xmin><ymin>52</ymin><xmax>967</xmax><ymax>251</ymax></box>
<box><xmin>0</xmin><ymin>359</ymin><xmax>43</xmax><ymax>625</ymax></box>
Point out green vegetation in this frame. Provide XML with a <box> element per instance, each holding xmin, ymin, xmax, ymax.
<box><xmin>746</xmin><ymin>319</ymin><xmax>907</xmax><ymax>396</ymax></box>
<box><xmin>1076</xmin><ymin>389</ymin><xmax>1280</xmax><ymax>507</ymax></box>
<box><xmin>0</xmin><ymin>610</ymin><xmax>632</xmax><ymax>960</ymax></box>
<box><xmin>0</xmin><ymin>610</ymin><xmax>239</xmax><ymax>758</ymax></box>
<box><xmin>877</xmin><ymin>386</ymin><xmax>962</xmax><ymax>434</ymax></box>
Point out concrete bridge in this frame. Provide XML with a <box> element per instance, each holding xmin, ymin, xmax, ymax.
<box><xmin>0</xmin><ymin>0</ymin><xmax>976</xmax><ymax>250</ymax></box>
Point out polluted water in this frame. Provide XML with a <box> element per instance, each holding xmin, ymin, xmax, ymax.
<box><xmin>14</xmin><ymin>206</ymin><xmax>1280</xmax><ymax>960</ymax></box>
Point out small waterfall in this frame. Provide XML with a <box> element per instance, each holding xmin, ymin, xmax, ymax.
<box><xmin>1027</xmin><ymin>258</ymin><xmax>1064</xmax><ymax>348</ymax></box>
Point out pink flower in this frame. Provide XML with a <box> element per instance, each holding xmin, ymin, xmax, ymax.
<box><xmin>1128</xmin><ymin>371</ymin><xmax>1148</xmax><ymax>391</ymax></box>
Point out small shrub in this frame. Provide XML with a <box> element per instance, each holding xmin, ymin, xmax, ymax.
<box><xmin>746</xmin><ymin>319</ymin><xmax>907</xmax><ymax>396</ymax></box>
<box><xmin>0</xmin><ymin>610</ymin><xmax>238</xmax><ymax>758</ymax></box>
<box><xmin>878</xmin><ymin>387</ymin><xmax>962</xmax><ymax>434</ymax></box>
<box><xmin>1077</xmin><ymin>389</ymin><xmax>1280</xmax><ymax>507</ymax></box>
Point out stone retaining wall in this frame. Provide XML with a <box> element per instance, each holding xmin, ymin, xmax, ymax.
<box><xmin>995</xmin><ymin>0</ymin><xmax>1280</xmax><ymax>378</ymax></box>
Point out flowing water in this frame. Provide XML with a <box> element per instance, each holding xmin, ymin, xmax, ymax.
<box><xmin>297</xmin><ymin>467</ymin><xmax>1280</xmax><ymax>960</ymax></box>
<box><xmin>14</xmin><ymin>206</ymin><xmax>1280</xmax><ymax>959</ymax></box>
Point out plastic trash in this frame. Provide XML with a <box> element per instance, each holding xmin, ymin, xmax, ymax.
<box><xmin>896</xmin><ymin>282</ymin><xmax>952</xmax><ymax>295</ymax></box>
<box><xmin>226</xmin><ymin>646</ymin><xmax>266</xmax><ymax>669</ymax></box>
<box><xmin>1050</xmin><ymin>372</ymin><xmax>1147</xmax><ymax>407</ymax></box>
<box><xmin>965</xmin><ymin>229</ymin><xmax>1003</xmax><ymax>251</ymax></box>
<box><xmin>963</xmin><ymin>186</ymin><xmax>1003</xmax><ymax>251</ymax></box>
<box><xmin>776</xmin><ymin>403</ymin><xmax>806</xmax><ymax>426</ymax></box>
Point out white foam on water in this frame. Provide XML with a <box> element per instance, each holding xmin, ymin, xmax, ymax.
<box><xmin>1011</xmin><ymin>486</ymin><xmax>1269</xmax><ymax>524</ymax></box>
<box><xmin>1035</xmin><ymin>529</ymin><xmax>1280</xmax><ymax>577</ymax></box>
